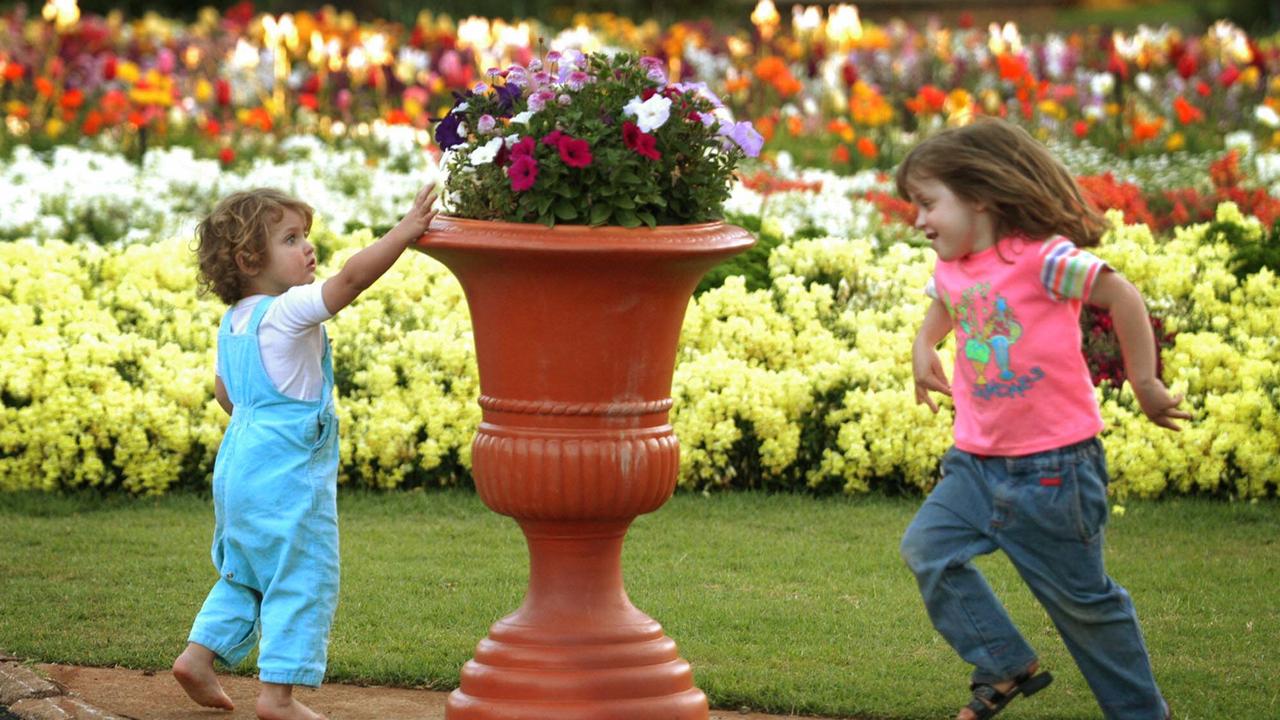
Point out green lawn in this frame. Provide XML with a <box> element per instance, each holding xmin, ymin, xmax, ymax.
<box><xmin>1</xmin><ymin>490</ymin><xmax>1277</xmax><ymax>719</ymax></box>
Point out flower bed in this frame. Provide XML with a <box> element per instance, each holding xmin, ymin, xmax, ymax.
<box><xmin>2</xmin><ymin>188</ymin><xmax>1275</xmax><ymax>497</ymax></box>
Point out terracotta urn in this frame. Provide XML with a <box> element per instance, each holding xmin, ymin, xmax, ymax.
<box><xmin>413</xmin><ymin>216</ymin><xmax>754</xmax><ymax>719</ymax></box>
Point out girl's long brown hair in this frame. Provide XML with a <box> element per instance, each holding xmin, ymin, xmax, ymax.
<box><xmin>895</xmin><ymin>118</ymin><xmax>1105</xmax><ymax>247</ymax></box>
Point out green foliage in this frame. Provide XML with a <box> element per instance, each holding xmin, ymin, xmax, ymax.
<box><xmin>1222</xmin><ymin>219</ymin><xmax>1280</xmax><ymax>280</ymax></box>
<box><xmin>694</xmin><ymin>213</ymin><xmax>778</xmax><ymax>294</ymax></box>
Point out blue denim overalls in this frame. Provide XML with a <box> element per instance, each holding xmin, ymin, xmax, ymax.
<box><xmin>188</xmin><ymin>296</ymin><xmax>340</xmax><ymax>688</ymax></box>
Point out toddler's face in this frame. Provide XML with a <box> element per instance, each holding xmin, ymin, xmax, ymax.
<box><xmin>252</xmin><ymin>208</ymin><xmax>316</xmax><ymax>294</ymax></box>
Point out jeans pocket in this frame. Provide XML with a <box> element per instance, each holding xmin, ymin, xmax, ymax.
<box><xmin>1074</xmin><ymin>454</ymin><xmax>1110</xmax><ymax>541</ymax></box>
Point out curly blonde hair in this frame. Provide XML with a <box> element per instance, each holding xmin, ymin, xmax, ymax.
<box><xmin>895</xmin><ymin>117</ymin><xmax>1106</xmax><ymax>247</ymax></box>
<box><xmin>195</xmin><ymin>188</ymin><xmax>315</xmax><ymax>305</ymax></box>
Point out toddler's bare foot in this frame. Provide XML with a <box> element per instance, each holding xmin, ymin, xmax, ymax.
<box><xmin>172</xmin><ymin>643</ymin><xmax>235</xmax><ymax>711</ymax></box>
<box><xmin>956</xmin><ymin>661</ymin><xmax>1042</xmax><ymax>720</ymax></box>
<box><xmin>257</xmin><ymin>685</ymin><xmax>328</xmax><ymax>720</ymax></box>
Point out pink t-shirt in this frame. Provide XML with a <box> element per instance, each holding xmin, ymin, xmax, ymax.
<box><xmin>928</xmin><ymin>235</ymin><xmax>1108</xmax><ymax>456</ymax></box>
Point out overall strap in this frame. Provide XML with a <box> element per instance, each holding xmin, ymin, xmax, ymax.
<box><xmin>318</xmin><ymin>325</ymin><xmax>335</xmax><ymax>408</ymax></box>
<box><xmin>247</xmin><ymin>294</ymin><xmax>277</xmax><ymax>334</ymax></box>
<box><xmin>218</xmin><ymin>307</ymin><xmax>235</xmax><ymax>335</ymax></box>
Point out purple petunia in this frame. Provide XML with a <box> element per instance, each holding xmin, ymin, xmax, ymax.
<box><xmin>718</xmin><ymin>120</ymin><xmax>764</xmax><ymax>157</ymax></box>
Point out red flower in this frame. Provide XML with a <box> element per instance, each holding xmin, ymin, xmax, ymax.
<box><xmin>2</xmin><ymin>62</ymin><xmax>22</xmax><ymax>82</ymax></box>
<box><xmin>215</xmin><ymin>79</ymin><xmax>232</xmax><ymax>107</ymax></box>
<box><xmin>1219</xmin><ymin>64</ymin><xmax>1240</xmax><ymax>88</ymax></box>
<box><xmin>1106</xmin><ymin>52</ymin><xmax>1128</xmax><ymax>81</ymax></box>
<box><xmin>219</xmin><ymin>147</ymin><xmax>235</xmax><ymax>165</ymax></box>
<box><xmin>541</xmin><ymin>129</ymin><xmax>563</xmax><ymax>147</ymax></box>
<box><xmin>60</xmin><ymin>88</ymin><xmax>84</xmax><ymax>110</ymax></box>
<box><xmin>510</xmin><ymin>135</ymin><xmax>536</xmax><ymax>160</ymax></box>
<box><xmin>622</xmin><ymin>121</ymin><xmax>641</xmax><ymax>147</ymax></box>
<box><xmin>557</xmin><ymin>136</ymin><xmax>593</xmax><ymax>168</ymax></box>
<box><xmin>509</xmin><ymin>155</ymin><xmax>538</xmax><ymax>191</ymax></box>
<box><xmin>101</xmin><ymin>56</ymin><xmax>116</xmax><ymax>82</ymax></box>
<box><xmin>840</xmin><ymin>62</ymin><xmax>858</xmax><ymax>87</ymax></box>
<box><xmin>633</xmin><ymin>133</ymin><xmax>660</xmax><ymax>161</ymax></box>
<box><xmin>1195</xmin><ymin>81</ymin><xmax>1211</xmax><ymax>98</ymax></box>
<box><xmin>1073</xmin><ymin>120</ymin><xmax>1090</xmax><ymax>139</ymax></box>
<box><xmin>81</xmin><ymin>110</ymin><xmax>103</xmax><ymax>136</ymax></box>
<box><xmin>1176</xmin><ymin>53</ymin><xmax>1198</xmax><ymax>80</ymax></box>
<box><xmin>1173</xmin><ymin>96</ymin><xmax>1203</xmax><ymax>124</ymax></box>
<box><xmin>299</xmin><ymin>93</ymin><xmax>319</xmax><ymax>111</ymax></box>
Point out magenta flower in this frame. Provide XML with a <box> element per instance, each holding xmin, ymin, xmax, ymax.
<box><xmin>510</xmin><ymin>135</ymin><xmax>537</xmax><ymax>160</ymax></box>
<box><xmin>557</xmin><ymin>136</ymin><xmax>593</xmax><ymax>168</ymax></box>
<box><xmin>509</xmin><ymin>155</ymin><xmax>538</xmax><ymax>191</ymax></box>
<box><xmin>541</xmin><ymin>129</ymin><xmax>564</xmax><ymax>147</ymax></box>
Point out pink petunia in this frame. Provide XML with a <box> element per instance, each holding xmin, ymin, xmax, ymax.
<box><xmin>541</xmin><ymin>129</ymin><xmax>564</xmax><ymax>147</ymax></box>
<box><xmin>509</xmin><ymin>155</ymin><xmax>538</xmax><ymax>191</ymax></box>
<box><xmin>558</xmin><ymin>136</ymin><xmax>593</xmax><ymax>168</ymax></box>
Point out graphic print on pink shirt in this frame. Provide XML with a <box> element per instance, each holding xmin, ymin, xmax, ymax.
<box><xmin>939</xmin><ymin>282</ymin><xmax>1044</xmax><ymax>400</ymax></box>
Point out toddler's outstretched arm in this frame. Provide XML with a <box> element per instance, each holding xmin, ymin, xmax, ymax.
<box><xmin>912</xmin><ymin>297</ymin><xmax>952</xmax><ymax>413</ymax></box>
<box><xmin>322</xmin><ymin>183</ymin><xmax>438</xmax><ymax>315</ymax></box>
<box><xmin>1087</xmin><ymin>270</ymin><xmax>1192</xmax><ymax>430</ymax></box>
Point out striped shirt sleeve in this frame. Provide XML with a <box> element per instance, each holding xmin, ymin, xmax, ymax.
<box><xmin>1040</xmin><ymin>237</ymin><xmax>1108</xmax><ymax>302</ymax></box>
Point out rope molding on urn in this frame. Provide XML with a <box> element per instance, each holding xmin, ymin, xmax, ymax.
<box><xmin>478</xmin><ymin>395</ymin><xmax>674</xmax><ymax>417</ymax></box>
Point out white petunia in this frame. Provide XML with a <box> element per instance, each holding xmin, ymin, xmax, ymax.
<box><xmin>510</xmin><ymin>111</ymin><xmax>534</xmax><ymax>125</ymax></box>
<box><xmin>623</xmin><ymin>94</ymin><xmax>673</xmax><ymax>133</ymax></box>
<box><xmin>468</xmin><ymin>137</ymin><xmax>504</xmax><ymax>166</ymax></box>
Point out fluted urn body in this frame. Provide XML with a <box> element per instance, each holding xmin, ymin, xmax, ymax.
<box><xmin>413</xmin><ymin>216</ymin><xmax>754</xmax><ymax>720</ymax></box>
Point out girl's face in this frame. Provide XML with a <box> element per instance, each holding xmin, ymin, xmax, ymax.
<box><xmin>907</xmin><ymin>175</ymin><xmax>996</xmax><ymax>261</ymax></box>
<box><xmin>248</xmin><ymin>208</ymin><xmax>316</xmax><ymax>295</ymax></box>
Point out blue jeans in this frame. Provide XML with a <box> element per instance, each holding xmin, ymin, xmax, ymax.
<box><xmin>900</xmin><ymin>438</ymin><xmax>1167</xmax><ymax>719</ymax></box>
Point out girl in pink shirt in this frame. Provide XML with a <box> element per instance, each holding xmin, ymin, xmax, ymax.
<box><xmin>898</xmin><ymin>118</ymin><xmax>1189</xmax><ymax>720</ymax></box>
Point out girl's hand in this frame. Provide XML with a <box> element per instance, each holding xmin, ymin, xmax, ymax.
<box><xmin>392</xmin><ymin>183</ymin><xmax>439</xmax><ymax>244</ymax></box>
<box><xmin>912</xmin><ymin>344</ymin><xmax>951</xmax><ymax>413</ymax></box>
<box><xmin>1131</xmin><ymin>377</ymin><xmax>1193</xmax><ymax>431</ymax></box>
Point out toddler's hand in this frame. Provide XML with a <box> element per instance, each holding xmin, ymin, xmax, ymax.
<box><xmin>912</xmin><ymin>344</ymin><xmax>951</xmax><ymax>413</ymax></box>
<box><xmin>394</xmin><ymin>183</ymin><xmax>439</xmax><ymax>242</ymax></box>
<box><xmin>1131</xmin><ymin>377</ymin><xmax>1192</xmax><ymax>431</ymax></box>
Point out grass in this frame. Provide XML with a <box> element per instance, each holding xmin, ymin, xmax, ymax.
<box><xmin>1</xmin><ymin>490</ymin><xmax>1277</xmax><ymax>719</ymax></box>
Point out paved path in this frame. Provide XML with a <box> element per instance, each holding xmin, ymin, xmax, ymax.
<box><xmin>2</xmin><ymin>661</ymin><xmax>849</xmax><ymax>720</ymax></box>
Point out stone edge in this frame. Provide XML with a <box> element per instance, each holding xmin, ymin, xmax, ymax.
<box><xmin>0</xmin><ymin>651</ymin><xmax>127</xmax><ymax>720</ymax></box>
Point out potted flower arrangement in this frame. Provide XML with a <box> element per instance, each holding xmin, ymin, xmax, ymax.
<box><xmin>432</xmin><ymin>50</ymin><xmax>762</xmax><ymax>227</ymax></box>
<box><xmin>414</xmin><ymin>52</ymin><xmax>759</xmax><ymax>720</ymax></box>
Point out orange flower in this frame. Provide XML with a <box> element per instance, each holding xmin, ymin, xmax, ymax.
<box><xmin>755</xmin><ymin>115</ymin><xmax>777</xmax><ymax>143</ymax></box>
<box><xmin>1173</xmin><ymin>96</ymin><xmax>1203</xmax><ymax>124</ymax></box>
<box><xmin>826</xmin><ymin>118</ymin><xmax>854</xmax><ymax>142</ymax></box>
<box><xmin>832</xmin><ymin>144</ymin><xmax>851</xmax><ymax>164</ymax></box>
<box><xmin>1131</xmin><ymin>116</ymin><xmax>1164</xmax><ymax>143</ymax></box>
<box><xmin>60</xmin><ymin>88</ymin><xmax>84</xmax><ymax>110</ymax></box>
<box><xmin>856</xmin><ymin>136</ymin><xmax>878</xmax><ymax>159</ymax></box>
<box><xmin>905</xmin><ymin>85</ymin><xmax>947</xmax><ymax>116</ymax></box>
<box><xmin>997</xmin><ymin>54</ymin><xmax>1029</xmax><ymax>82</ymax></box>
<box><xmin>2</xmin><ymin>62</ymin><xmax>23</xmax><ymax>82</ymax></box>
<box><xmin>35</xmin><ymin>77</ymin><xmax>54</xmax><ymax>98</ymax></box>
<box><xmin>786</xmin><ymin>114</ymin><xmax>803</xmax><ymax>137</ymax></box>
<box><xmin>81</xmin><ymin>110</ymin><xmax>103</xmax><ymax>136</ymax></box>
<box><xmin>725</xmin><ymin>76</ymin><xmax>752</xmax><ymax>94</ymax></box>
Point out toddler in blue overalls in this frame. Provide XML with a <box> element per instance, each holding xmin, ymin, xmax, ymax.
<box><xmin>175</xmin><ymin>184</ymin><xmax>437</xmax><ymax>720</ymax></box>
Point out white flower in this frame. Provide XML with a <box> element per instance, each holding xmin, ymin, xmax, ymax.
<box><xmin>1090</xmin><ymin>72</ymin><xmax>1115</xmax><ymax>97</ymax></box>
<box><xmin>623</xmin><ymin>94</ymin><xmax>673</xmax><ymax>133</ymax></box>
<box><xmin>1224</xmin><ymin>131</ymin><xmax>1255</xmax><ymax>153</ymax></box>
<box><xmin>1255</xmin><ymin>104</ymin><xmax>1280</xmax><ymax>129</ymax></box>
<box><xmin>468</xmin><ymin>137</ymin><xmax>504</xmax><ymax>166</ymax></box>
<box><xmin>510</xmin><ymin>111</ymin><xmax>534</xmax><ymax>125</ymax></box>
<box><xmin>1134</xmin><ymin>72</ymin><xmax>1154</xmax><ymax>94</ymax></box>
